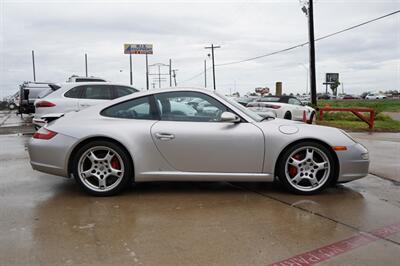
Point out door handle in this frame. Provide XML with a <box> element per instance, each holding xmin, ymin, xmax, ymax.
<box><xmin>80</xmin><ymin>104</ymin><xmax>91</xmax><ymax>107</ymax></box>
<box><xmin>155</xmin><ymin>132</ymin><xmax>175</xmax><ymax>140</ymax></box>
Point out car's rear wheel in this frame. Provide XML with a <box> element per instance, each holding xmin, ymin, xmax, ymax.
<box><xmin>72</xmin><ymin>141</ymin><xmax>132</xmax><ymax>196</ymax></box>
<box><xmin>277</xmin><ymin>142</ymin><xmax>335</xmax><ymax>194</ymax></box>
<box><xmin>307</xmin><ymin>112</ymin><xmax>316</xmax><ymax>124</ymax></box>
<box><xmin>284</xmin><ymin>111</ymin><xmax>292</xmax><ymax>120</ymax></box>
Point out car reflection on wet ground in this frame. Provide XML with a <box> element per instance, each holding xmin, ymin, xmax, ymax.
<box><xmin>0</xmin><ymin>128</ymin><xmax>399</xmax><ymax>265</ymax></box>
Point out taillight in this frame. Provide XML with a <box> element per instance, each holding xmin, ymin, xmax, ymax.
<box><xmin>35</xmin><ymin>101</ymin><xmax>56</xmax><ymax>108</ymax></box>
<box><xmin>33</xmin><ymin>128</ymin><xmax>57</xmax><ymax>140</ymax></box>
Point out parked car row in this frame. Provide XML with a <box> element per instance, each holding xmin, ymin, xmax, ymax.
<box><xmin>233</xmin><ymin>95</ymin><xmax>316</xmax><ymax>123</ymax></box>
<box><xmin>4</xmin><ymin>76</ymin><xmax>138</xmax><ymax>129</ymax></box>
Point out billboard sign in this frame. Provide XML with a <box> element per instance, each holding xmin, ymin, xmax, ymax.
<box><xmin>124</xmin><ymin>44</ymin><xmax>153</xmax><ymax>54</ymax></box>
<box><xmin>325</xmin><ymin>73</ymin><xmax>339</xmax><ymax>84</ymax></box>
<box><xmin>255</xmin><ymin>87</ymin><xmax>270</xmax><ymax>95</ymax></box>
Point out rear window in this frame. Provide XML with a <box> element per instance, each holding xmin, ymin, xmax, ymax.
<box><xmin>82</xmin><ymin>85</ymin><xmax>112</xmax><ymax>100</ymax></box>
<box><xmin>101</xmin><ymin>96</ymin><xmax>155</xmax><ymax>120</ymax></box>
<box><xmin>64</xmin><ymin>86</ymin><xmax>83</xmax><ymax>98</ymax></box>
<box><xmin>114</xmin><ymin>86</ymin><xmax>138</xmax><ymax>98</ymax></box>
<box><xmin>28</xmin><ymin>88</ymin><xmax>47</xmax><ymax>99</ymax></box>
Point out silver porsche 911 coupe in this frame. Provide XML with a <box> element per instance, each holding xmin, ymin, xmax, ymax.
<box><xmin>28</xmin><ymin>88</ymin><xmax>369</xmax><ymax>196</ymax></box>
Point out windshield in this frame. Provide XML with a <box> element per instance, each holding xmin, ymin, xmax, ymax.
<box><xmin>216</xmin><ymin>93</ymin><xmax>263</xmax><ymax>122</ymax></box>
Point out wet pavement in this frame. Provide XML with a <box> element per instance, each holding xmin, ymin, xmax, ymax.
<box><xmin>0</xmin><ymin>117</ymin><xmax>400</xmax><ymax>265</ymax></box>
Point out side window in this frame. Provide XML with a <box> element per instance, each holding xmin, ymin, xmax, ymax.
<box><xmin>154</xmin><ymin>91</ymin><xmax>229</xmax><ymax>122</ymax></box>
<box><xmin>101</xmin><ymin>96</ymin><xmax>154</xmax><ymax>120</ymax></box>
<box><xmin>64</xmin><ymin>86</ymin><xmax>83</xmax><ymax>98</ymax></box>
<box><xmin>114</xmin><ymin>86</ymin><xmax>138</xmax><ymax>98</ymax></box>
<box><xmin>288</xmin><ymin>98</ymin><xmax>302</xmax><ymax>105</ymax></box>
<box><xmin>83</xmin><ymin>85</ymin><xmax>112</xmax><ymax>100</ymax></box>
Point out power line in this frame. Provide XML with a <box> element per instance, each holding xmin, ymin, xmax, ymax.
<box><xmin>217</xmin><ymin>10</ymin><xmax>400</xmax><ymax>67</ymax></box>
<box><xmin>181</xmin><ymin>10</ymin><xmax>400</xmax><ymax>84</ymax></box>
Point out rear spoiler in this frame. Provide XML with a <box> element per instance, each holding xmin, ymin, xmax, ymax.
<box><xmin>41</xmin><ymin>113</ymin><xmax>65</xmax><ymax>123</ymax></box>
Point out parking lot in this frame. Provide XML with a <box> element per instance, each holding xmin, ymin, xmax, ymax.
<box><xmin>0</xmin><ymin>110</ymin><xmax>399</xmax><ymax>265</ymax></box>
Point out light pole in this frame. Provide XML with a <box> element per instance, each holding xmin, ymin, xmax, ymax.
<box><xmin>301</xmin><ymin>0</ymin><xmax>317</xmax><ymax>105</ymax></box>
<box><xmin>31</xmin><ymin>50</ymin><xmax>36</xmax><ymax>82</ymax></box>
<box><xmin>85</xmin><ymin>53</ymin><xmax>88</xmax><ymax>77</ymax></box>
<box><xmin>205</xmin><ymin>44</ymin><xmax>220</xmax><ymax>91</ymax></box>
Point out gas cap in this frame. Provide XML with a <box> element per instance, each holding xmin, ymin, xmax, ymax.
<box><xmin>279</xmin><ymin>125</ymin><xmax>299</xmax><ymax>135</ymax></box>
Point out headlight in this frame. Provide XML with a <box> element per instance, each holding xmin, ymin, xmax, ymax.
<box><xmin>361</xmin><ymin>153</ymin><xmax>369</xmax><ymax>160</ymax></box>
<box><xmin>339</xmin><ymin>129</ymin><xmax>357</xmax><ymax>143</ymax></box>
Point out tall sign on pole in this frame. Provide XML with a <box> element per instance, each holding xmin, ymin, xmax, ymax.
<box><xmin>169</xmin><ymin>59</ymin><xmax>172</xmax><ymax>87</ymax></box>
<box><xmin>124</xmin><ymin>44</ymin><xmax>153</xmax><ymax>88</ymax></box>
<box><xmin>205</xmin><ymin>44</ymin><xmax>220</xmax><ymax>91</ymax></box>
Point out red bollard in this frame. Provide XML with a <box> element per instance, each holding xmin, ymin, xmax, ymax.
<box><xmin>303</xmin><ymin>110</ymin><xmax>307</xmax><ymax>123</ymax></box>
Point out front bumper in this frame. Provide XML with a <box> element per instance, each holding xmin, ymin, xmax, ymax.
<box><xmin>336</xmin><ymin>143</ymin><xmax>370</xmax><ymax>183</ymax></box>
<box><xmin>28</xmin><ymin>133</ymin><xmax>78</xmax><ymax>178</ymax></box>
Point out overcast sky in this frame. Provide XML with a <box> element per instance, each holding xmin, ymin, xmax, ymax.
<box><xmin>0</xmin><ymin>0</ymin><xmax>399</xmax><ymax>97</ymax></box>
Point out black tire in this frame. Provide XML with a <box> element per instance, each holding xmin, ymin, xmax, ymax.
<box><xmin>8</xmin><ymin>103</ymin><xmax>16</xmax><ymax>110</ymax></box>
<box><xmin>307</xmin><ymin>112</ymin><xmax>315</xmax><ymax>124</ymax></box>
<box><xmin>72</xmin><ymin>140</ymin><xmax>133</xmax><ymax>196</ymax></box>
<box><xmin>277</xmin><ymin>141</ymin><xmax>336</xmax><ymax>195</ymax></box>
<box><xmin>283</xmin><ymin>111</ymin><xmax>292</xmax><ymax>120</ymax></box>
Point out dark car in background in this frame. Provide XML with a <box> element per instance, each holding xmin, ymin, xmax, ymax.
<box><xmin>18</xmin><ymin>82</ymin><xmax>60</xmax><ymax>114</ymax></box>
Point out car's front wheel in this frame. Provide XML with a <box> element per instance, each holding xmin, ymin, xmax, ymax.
<box><xmin>8</xmin><ymin>103</ymin><xmax>16</xmax><ymax>110</ymax></box>
<box><xmin>277</xmin><ymin>142</ymin><xmax>335</xmax><ymax>194</ymax></box>
<box><xmin>72</xmin><ymin>141</ymin><xmax>133</xmax><ymax>196</ymax></box>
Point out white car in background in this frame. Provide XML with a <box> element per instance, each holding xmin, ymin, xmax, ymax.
<box><xmin>365</xmin><ymin>93</ymin><xmax>386</xmax><ymax>100</ymax></box>
<box><xmin>33</xmin><ymin>82</ymin><xmax>138</xmax><ymax>128</ymax></box>
<box><xmin>247</xmin><ymin>95</ymin><xmax>316</xmax><ymax>123</ymax></box>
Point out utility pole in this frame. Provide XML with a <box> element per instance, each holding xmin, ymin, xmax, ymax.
<box><xmin>302</xmin><ymin>0</ymin><xmax>317</xmax><ymax>105</ymax></box>
<box><xmin>149</xmin><ymin>63</ymin><xmax>169</xmax><ymax>88</ymax></box>
<box><xmin>205</xmin><ymin>44</ymin><xmax>220</xmax><ymax>91</ymax></box>
<box><xmin>85</xmin><ymin>53</ymin><xmax>88</xmax><ymax>77</ymax></box>
<box><xmin>204</xmin><ymin>60</ymin><xmax>207</xmax><ymax>88</ymax></box>
<box><xmin>31</xmin><ymin>50</ymin><xmax>36</xmax><ymax>82</ymax></box>
<box><xmin>129</xmin><ymin>53</ymin><xmax>133</xmax><ymax>85</ymax></box>
<box><xmin>169</xmin><ymin>59</ymin><xmax>172</xmax><ymax>87</ymax></box>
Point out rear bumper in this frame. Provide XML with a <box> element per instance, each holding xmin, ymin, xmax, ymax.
<box><xmin>28</xmin><ymin>133</ymin><xmax>78</xmax><ymax>178</ymax></box>
<box><xmin>337</xmin><ymin>143</ymin><xmax>370</xmax><ymax>183</ymax></box>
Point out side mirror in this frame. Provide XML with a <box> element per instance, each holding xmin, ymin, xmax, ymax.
<box><xmin>220</xmin><ymin>111</ymin><xmax>240</xmax><ymax>123</ymax></box>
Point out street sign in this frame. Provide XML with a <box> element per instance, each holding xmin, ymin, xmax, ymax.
<box><xmin>124</xmin><ymin>44</ymin><xmax>153</xmax><ymax>55</ymax></box>
<box><xmin>325</xmin><ymin>73</ymin><xmax>339</xmax><ymax>84</ymax></box>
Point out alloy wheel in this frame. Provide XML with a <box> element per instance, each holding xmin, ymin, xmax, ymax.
<box><xmin>285</xmin><ymin>146</ymin><xmax>331</xmax><ymax>192</ymax></box>
<box><xmin>77</xmin><ymin>146</ymin><xmax>125</xmax><ymax>192</ymax></box>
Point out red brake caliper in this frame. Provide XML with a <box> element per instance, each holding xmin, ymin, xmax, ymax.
<box><xmin>289</xmin><ymin>154</ymin><xmax>301</xmax><ymax>177</ymax></box>
<box><xmin>111</xmin><ymin>156</ymin><xmax>121</xmax><ymax>170</ymax></box>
